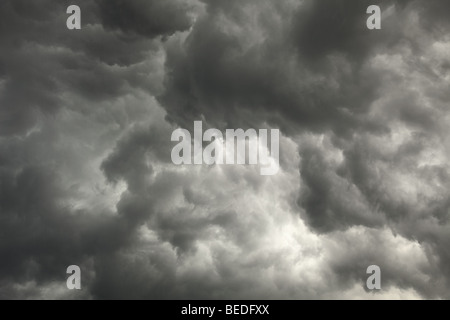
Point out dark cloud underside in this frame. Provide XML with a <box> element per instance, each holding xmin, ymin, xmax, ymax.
<box><xmin>1</xmin><ymin>0</ymin><xmax>450</xmax><ymax>299</ymax></box>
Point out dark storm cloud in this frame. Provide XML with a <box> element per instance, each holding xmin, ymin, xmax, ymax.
<box><xmin>0</xmin><ymin>165</ymin><xmax>127</xmax><ymax>286</ymax></box>
<box><xmin>159</xmin><ymin>0</ymin><xmax>449</xmax><ymax>137</ymax></box>
<box><xmin>0</xmin><ymin>0</ymin><xmax>178</xmax><ymax>136</ymax></box>
<box><xmin>292</xmin><ymin>0</ymin><xmax>410</xmax><ymax>62</ymax></box>
<box><xmin>97</xmin><ymin>0</ymin><xmax>197</xmax><ymax>38</ymax></box>
<box><xmin>159</xmin><ymin>0</ymin><xmax>400</xmax><ymax>138</ymax></box>
<box><xmin>157</xmin><ymin>0</ymin><xmax>450</xmax><ymax>299</ymax></box>
<box><xmin>0</xmin><ymin>0</ymin><xmax>197</xmax><ymax>299</ymax></box>
<box><xmin>2</xmin><ymin>0</ymin><xmax>450</xmax><ymax>300</ymax></box>
<box><xmin>297</xmin><ymin>139</ymin><xmax>384</xmax><ymax>233</ymax></box>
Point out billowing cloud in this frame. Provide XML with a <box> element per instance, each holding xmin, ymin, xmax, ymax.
<box><xmin>1</xmin><ymin>0</ymin><xmax>450</xmax><ymax>300</ymax></box>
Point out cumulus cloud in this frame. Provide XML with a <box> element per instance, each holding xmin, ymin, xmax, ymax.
<box><xmin>1</xmin><ymin>0</ymin><xmax>450</xmax><ymax>300</ymax></box>
<box><xmin>97</xmin><ymin>0</ymin><xmax>201</xmax><ymax>38</ymax></box>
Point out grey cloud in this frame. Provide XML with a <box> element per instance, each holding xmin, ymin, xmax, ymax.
<box><xmin>97</xmin><ymin>0</ymin><xmax>198</xmax><ymax>38</ymax></box>
<box><xmin>298</xmin><ymin>140</ymin><xmax>384</xmax><ymax>233</ymax></box>
<box><xmin>2</xmin><ymin>0</ymin><xmax>450</xmax><ymax>300</ymax></box>
<box><xmin>160</xmin><ymin>0</ymin><xmax>391</xmax><ymax>139</ymax></box>
<box><xmin>0</xmin><ymin>0</ymin><xmax>175</xmax><ymax>136</ymax></box>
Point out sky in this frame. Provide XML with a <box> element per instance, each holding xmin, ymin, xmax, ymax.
<box><xmin>0</xmin><ymin>0</ymin><xmax>450</xmax><ymax>299</ymax></box>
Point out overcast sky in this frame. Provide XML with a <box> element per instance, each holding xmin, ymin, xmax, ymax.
<box><xmin>1</xmin><ymin>0</ymin><xmax>450</xmax><ymax>299</ymax></box>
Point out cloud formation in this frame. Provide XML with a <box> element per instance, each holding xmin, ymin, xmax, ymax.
<box><xmin>1</xmin><ymin>0</ymin><xmax>450</xmax><ymax>300</ymax></box>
